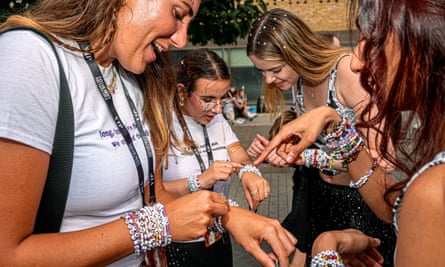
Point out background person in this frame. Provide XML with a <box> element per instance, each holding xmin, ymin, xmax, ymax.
<box><xmin>317</xmin><ymin>32</ymin><xmax>342</xmax><ymax>48</ymax></box>
<box><xmin>223</xmin><ymin>86</ymin><xmax>238</xmax><ymax>124</ymax></box>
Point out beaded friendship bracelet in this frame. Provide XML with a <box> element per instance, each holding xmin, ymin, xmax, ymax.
<box><xmin>322</xmin><ymin>118</ymin><xmax>365</xmax><ymax>167</ymax></box>
<box><xmin>122</xmin><ymin>203</ymin><xmax>171</xmax><ymax>255</ymax></box>
<box><xmin>303</xmin><ymin>149</ymin><xmax>341</xmax><ymax>175</ymax></box>
<box><xmin>349</xmin><ymin>158</ymin><xmax>378</xmax><ymax>189</ymax></box>
<box><xmin>310</xmin><ymin>250</ymin><xmax>344</xmax><ymax>267</ymax></box>
<box><xmin>187</xmin><ymin>174</ymin><xmax>201</xmax><ymax>192</ymax></box>
<box><xmin>238</xmin><ymin>164</ymin><xmax>262</xmax><ymax>180</ymax></box>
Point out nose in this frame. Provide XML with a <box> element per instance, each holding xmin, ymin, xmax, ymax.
<box><xmin>350</xmin><ymin>42</ymin><xmax>365</xmax><ymax>73</ymax></box>
<box><xmin>210</xmin><ymin>102</ymin><xmax>223</xmax><ymax>114</ymax></box>
<box><xmin>170</xmin><ymin>24</ymin><xmax>188</xmax><ymax>48</ymax></box>
<box><xmin>263</xmin><ymin>72</ymin><xmax>276</xmax><ymax>84</ymax></box>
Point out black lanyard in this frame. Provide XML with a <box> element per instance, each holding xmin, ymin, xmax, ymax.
<box><xmin>79</xmin><ymin>41</ymin><xmax>155</xmax><ymax>205</ymax></box>
<box><xmin>183</xmin><ymin>122</ymin><xmax>214</xmax><ymax>173</ymax></box>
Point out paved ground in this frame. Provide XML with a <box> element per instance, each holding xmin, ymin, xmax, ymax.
<box><xmin>227</xmin><ymin>113</ymin><xmax>295</xmax><ymax>267</ymax></box>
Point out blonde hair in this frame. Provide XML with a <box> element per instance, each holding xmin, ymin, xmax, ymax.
<box><xmin>247</xmin><ymin>8</ymin><xmax>351</xmax><ymax>114</ymax></box>
<box><xmin>0</xmin><ymin>0</ymin><xmax>176</xmax><ymax>165</ymax></box>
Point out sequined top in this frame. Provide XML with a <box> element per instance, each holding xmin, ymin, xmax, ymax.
<box><xmin>295</xmin><ymin>54</ymin><xmax>355</xmax><ymax>125</ymax></box>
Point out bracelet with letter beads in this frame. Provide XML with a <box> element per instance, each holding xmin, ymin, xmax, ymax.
<box><xmin>122</xmin><ymin>211</ymin><xmax>142</xmax><ymax>254</ymax></box>
<box><xmin>349</xmin><ymin>158</ymin><xmax>378</xmax><ymax>189</ymax></box>
<box><xmin>310</xmin><ymin>250</ymin><xmax>344</xmax><ymax>267</ymax></box>
<box><xmin>238</xmin><ymin>164</ymin><xmax>262</xmax><ymax>180</ymax></box>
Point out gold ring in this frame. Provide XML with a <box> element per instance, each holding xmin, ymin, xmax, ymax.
<box><xmin>250</xmin><ymin>191</ymin><xmax>259</xmax><ymax>196</ymax></box>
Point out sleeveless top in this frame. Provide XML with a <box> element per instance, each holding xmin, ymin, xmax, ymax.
<box><xmin>295</xmin><ymin>54</ymin><xmax>355</xmax><ymax>125</ymax></box>
<box><xmin>393</xmin><ymin>151</ymin><xmax>445</xmax><ymax>233</ymax></box>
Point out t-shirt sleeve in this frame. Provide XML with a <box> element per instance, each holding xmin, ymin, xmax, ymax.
<box><xmin>220</xmin><ymin>115</ymin><xmax>239</xmax><ymax>145</ymax></box>
<box><xmin>0</xmin><ymin>30</ymin><xmax>60</xmax><ymax>154</ymax></box>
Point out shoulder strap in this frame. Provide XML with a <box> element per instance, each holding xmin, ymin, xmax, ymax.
<box><xmin>0</xmin><ymin>27</ymin><xmax>74</xmax><ymax>233</ymax></box>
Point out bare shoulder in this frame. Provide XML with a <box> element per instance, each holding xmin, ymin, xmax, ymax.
<box><xmin>402</xmin><ymin>164</ymin><xmax>445</xmax><ymax>224</ymax></box>
<box><xmin>334</xmin><ymin>55</ymin><xmax>367</xmax><ymax>109</ymax></box>
<box><xmin>396</xmin><ymin>164</ymin><xmax>445</xmax><ymax>265</ymax></box>
<box><xmin>403</xmin><ymin>164</ymin><xmax>445</xmax><ymax>209</ymax></box>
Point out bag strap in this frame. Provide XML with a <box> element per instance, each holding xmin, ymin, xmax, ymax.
<box><xmin>0</xmin><ymin>26</ymin><xmax>74</xmax><ymax>233</ymax></box>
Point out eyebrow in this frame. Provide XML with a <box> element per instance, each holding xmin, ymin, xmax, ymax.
<box><xmin>182</xmin><ymin>0</ymin><xmax>194</xmax><ymax>17</ymax></box>
<box><xmin>198</xmin><ymin>89</ymin><xmax>232</xmax><ymax>99</ymax></box>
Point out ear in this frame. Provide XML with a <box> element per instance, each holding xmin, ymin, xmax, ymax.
<box><xmin>176</xmin><ymin>83</ymin><xmax>186</xmax><ymax>98</ymax></box>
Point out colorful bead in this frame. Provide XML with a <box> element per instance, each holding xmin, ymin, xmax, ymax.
<box><xmin>310</xmin><ymin>250</ymin><xmax>344</xmax><ymax>267</ymax></box>
<box><xmin>121</xmin><ymin>203</ymin><xmax>171</xmax><ymax>255</ymax></box>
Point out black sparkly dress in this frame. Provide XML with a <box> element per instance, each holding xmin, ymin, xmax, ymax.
<box><xmin>282</xmin><ymin>55</ymin><xmax>396</xmax><ymax>266</ymax></box>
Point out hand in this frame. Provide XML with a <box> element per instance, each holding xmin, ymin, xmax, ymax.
<box><xmin>199</xmin><ymin>160</ymin><xmax>242</xmax><ymax>189</ymax></box>
<box><xmin>247</xmin><ymin>134</ymin><xmax>269</xmax><ymax>158</ymax></box>
<box><xmin>254</xmin><ymin>106</ymin><xmax>340</xmax><ymax>166</ymax></box>
<box><xmin>312</xmin><ymin>229</ymin><xmax>384</xmax><ymax>267</ymax></box>
<box><xmin>248</xmin><ymin>134</ymin><xmax>291</xmax><ymax>167</ymax></box>
<box><xmin>164</xmin><ymin>191</ymin><xmax>229</xmax><ymax>241</ymax></box>
<box><xmin>240</xmin><ymin>172</ymin><xmax>270</xmax><ymax>211</ymax></box>
<box><xmin>223</xmin><ymin>207</ymin><xmax>297</xmax><ymax>267</ymax></box>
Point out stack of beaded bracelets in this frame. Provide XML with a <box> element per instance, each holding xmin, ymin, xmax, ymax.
<box><xmin>310</xmin><ymin>250</ymin><xmax>344</xmax><ymax>267</ymax></box>
<box><xmin>323</xmin><ymin>118</ymin><xmax>365</xmax><ymax>167</ymax></box>
<box><xmin>303</xmin><ymin>149</ymin><xmax>341</xmax><ymax>176</ymax></box>
<box><xmin>121</xmin><ymin>203</ymin><xmax>171</xmax><ymax>255</ymax></box>
<box><xmin>238</xmin><ymin>164</ymin><xmax>262</xmax><ymax>180</ymax></box>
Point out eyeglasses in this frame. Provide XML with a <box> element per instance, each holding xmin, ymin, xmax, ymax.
<box><xmin>191</xmin><ymin>93</ymin><xmax>233</xmax><ymax>111</ymax></box>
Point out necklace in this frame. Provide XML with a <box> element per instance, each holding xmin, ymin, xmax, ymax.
<box><xmin>99</xmin><ymin>64</ymin><xmax>117</xmax><ymax>94</ymax></box>
<box><xmin>107</xmin><ymin>67</ymin><xmax>116</xmax><ymax>94</ymax></box>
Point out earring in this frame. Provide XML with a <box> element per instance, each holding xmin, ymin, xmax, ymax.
<box><xmin>179</xmin><ymin>97</ymin><xmax>185</xmax><ymax>106</ymax></box>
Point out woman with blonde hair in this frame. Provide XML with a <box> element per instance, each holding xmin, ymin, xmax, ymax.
<box><xmin>258</xmin><ymin>0</ymin><xmax>445</xmax><ymax>265</ymax></box>
<box><xmin>246</xmin><ymin>8</ymin><xmax>395</xmax><ymax>266</ymax></box>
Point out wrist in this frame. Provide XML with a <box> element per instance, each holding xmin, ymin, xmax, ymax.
<box><xmin>121</xmin><ymin>203</ymin><xmax>171</xmax><ymax>255</ymax></box>
<box><xmin>211</xmin><ymin>200</ymin><xmax>239</xmax><ymax>233</ymax></box>
<box><xmin>349</xmin><ymin>158</ymin><xmax>378</xmax><ymax>189</ymax></box>
<box><xmin>187</xmin><ymin>174</ymin><xmax>201</xmax><ymax>192</ymax></box>
<box><xmin>238</xmin><ymin>164</ymin><xmax>262</xmax><ymax>180</ymax></box>
<box><xmin>312</xmin><ymin>231</ymin><xmax>339</xmax><ymax>257</ymax></box>
<box><xmin>320</xmin><ymin>106</ymin><xmax>341</xmax><ymax>133</ymax></box>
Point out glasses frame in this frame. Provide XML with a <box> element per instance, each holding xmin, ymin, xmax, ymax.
<box><xmin>191</xmin><ymin>91</ymin><xmax>233</xmax><ymax>111</ymax></box>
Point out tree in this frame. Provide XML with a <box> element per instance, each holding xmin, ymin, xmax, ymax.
<box><xmin>0</xmin><ymin>0</ymin><xmax>35</xmax><ymax>22</ymax></box>
<box><xmin>188</xmin><ymin>0</ymin><xmax>267</xmax><ymax>46</ymax></box>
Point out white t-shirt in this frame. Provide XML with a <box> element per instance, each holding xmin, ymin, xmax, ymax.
<box><xmin>0</xmin><ymin>30</ymin><xmax>153</xmax><ymax>266</ymax></box>
<box><xmin>163</xmin><ymin>113</ymin><xmax>239</xmax><ymax>243</ymax></box>
<box><xmin>164</xmin><ymin>113</ymin><xmax>239</xmax><ymax>197</ymax></box>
